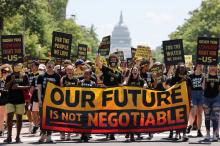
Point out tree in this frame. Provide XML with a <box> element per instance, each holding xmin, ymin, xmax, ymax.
<box><xmin>169</xmin><ymin>0</ymin><xmax>220</xmax><ymax>62</ymax></box>
<box><xmin>1</xmin><ymin>0</ymin><xmax>99</xmax><ymax>61</ymax></box>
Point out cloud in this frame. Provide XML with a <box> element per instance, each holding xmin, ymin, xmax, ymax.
<box><xmin>145</xmin><ymin>11</ymin><xmax>174</xmax><ymax>24</ymax></box>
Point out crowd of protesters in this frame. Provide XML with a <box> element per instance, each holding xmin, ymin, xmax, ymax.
<box><xmin>0</xmin><ymin>54</ymin><xmax>220</xmax><ymax>143</ymax></box>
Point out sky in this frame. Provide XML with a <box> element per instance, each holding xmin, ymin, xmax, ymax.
<box><xmin>66</xmin><ymin>0</ymin><xmax>202</xmax><ymax>49</ymax></box>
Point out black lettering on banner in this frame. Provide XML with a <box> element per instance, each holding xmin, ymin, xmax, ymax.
<box><xmin>162</xmin><ymin>39</ymin><xmax>185</xmax><ymax>65</ymax></box>
<box><xmin>51</xmin><ymin>31</ymin><xmax>72</xmax><ymax>59</ymax></box>
<box><xmin>102</xmin><ymin>90</ymin><xmax>113</xmax><ymax>107</ymax></box>
<box><xmin>114</xmin><ymin>89</ymin><xmax>127</xmax><ymax>107</ymax></box>
<box><xmin>171</xmin><ymin>86</ymin><xmax>183</xmax><ymax>104</ymax></box>
<box><xmin>78</xmin><ymin>44</ymin><xmax>87</xmax><ymax>61</ymax></box>
<box><xmin>98</xmin><ymin>36</ymin><xmax>111</xmax><ymax>56</ymax></box>
<box><xmin>66</xmin><ymin>90</ymin><xmax>80</xmax><ymax>107</ymax></box>
<box><xmin>50</xmin><ymin>88</ymin><xmax>64</xmax><ymax>105</ymax></box>
<box><xmin>81</xmin><ymin>91</ymin><xmax>95</xmax><ymax>108</ymax></box>
<box><xmin>142</xmin><ymin>92</ymin><xmax>156</xmax><ymax>107</ymax></box>
<box><xmin>128</xmin><ymin>90</ymin><xmax>141</xmax><ymax>107</ymax></box>
<box><xmin>1</xmin><ymin>35</ymin><xmax>24</xmax><ymax>64</ymax></box>
<box><xmin>157</xmin><ymin>91</ymin><xmax>171</xmax><ymax>106</ymax></box>
<box><xmin>196</xmin><ymin>37</ymin><xmax>219</xmax><ymax>65</ymax></box>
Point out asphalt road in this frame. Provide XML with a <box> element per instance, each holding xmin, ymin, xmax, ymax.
<box><xmin>0</xmin><ymin>122</ymin><xmax>219</xmax><ymax>146</ymax></box>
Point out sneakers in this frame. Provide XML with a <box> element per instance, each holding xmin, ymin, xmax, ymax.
<box><xmin>29</xmin><ymin>123</ymin><xmax>33</xmax><ymax>133</ymax></box>
<box><xmin>60</xmin><ymin>132</ymin><xmax>65</xmax><ymax>140</ymax></box>
<box><xmin>110</xmin><ymin>134</ymin><xmax>116</xmax><ymax>140</ymax></box>
<box><xmin>3</xmin><ymin>137</ymin><xmax>12</xmax><ymax>143</ymax></box>
<box><xmin>186</xmin><ymin>125</ymin><xmax>192</xmax><ymax>134</ymax></box>
<box><xmin>15</xmin><ymin>137</ymin><xmax>21</xmax><ymax>143</ymax></box>
<box><xmin>38</xmin><ymin>134</ymin><xmax>47</xmax><ymax>143</ymax></box>
<box><xmin>197</xmin><ymin>130</ymin><xmax>203</xmax><ymax>137</ymax></box>
<box><xmin>213</xmin><ymin>134</ymin><xmax>218</xmax><ymax>142</ymax></box>
<box><xmin>66</xmin><ymin>133</ymin><xmax>71</xmax><ymax>141</ymax></box>
<box><xmin>182</xmin><ymin>134</ymin><xmax>188</xmax><ymax>142</ymax></box>
<box><xmin>31</xmin><ymin>126</ymin><xmax>39</xmax><ymax>134</ymax></box>
<box><xmin>204</xmin><ymin>133</ymin><xmax>210</xmax><ymax>142</ymax></box>
<box><xmin>46</xmin><ymin>135</ymin><xmax>53</xmax><ymax>143</ymax></box>
<box><xmin>148</xmin><ymin>133</ymin><xmax>153</xmax><ymax>140</ymax></box>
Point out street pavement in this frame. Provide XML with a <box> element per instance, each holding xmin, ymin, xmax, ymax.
<box><xmin>0</xmin><ymin>122</ymin><xmax>219</xmax><ymax>146</ymax></box>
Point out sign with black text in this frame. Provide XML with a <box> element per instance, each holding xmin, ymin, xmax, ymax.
<box><xmin>51</xmin><ymin>31</ymin><xmax>72</xmax><ymax>59</ymax></box>
<box><xmin>131</xmin><ymin>48</ymin><xmax>136</xmax><ymax>59</ymax></box>
<box><xmin>1</xmin><ymin>35</ymin><xmax>24</xmax><ymax>64</ymax></box>
<box><xmin>196</xmin><ymin>37</ymin><xmax>219</xmax><ymax>65</ymax></box>
<box><xmin>163</xmin><ymin>39</ymin><xmax>185</xmax><ymax>65</ymax></box>
<box><xmin>98</xmin><ymin>36</ymin><xmax>110</xmax><ymax>56</ymax></box>
<box><xmin>78</xmin><ymin>44</ymin><xmax>87</xmax><ymax>61</ymax></box>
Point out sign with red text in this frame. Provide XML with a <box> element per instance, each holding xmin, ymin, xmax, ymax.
<box><xmin>1</xmin><ymin>35</ymin><xmax>24</xmax><ymax>64</ymax></box>
<box><xmin>196</xmin><ymin>37</ymin><xmax>219</xmax><ymax>65</ymax></box>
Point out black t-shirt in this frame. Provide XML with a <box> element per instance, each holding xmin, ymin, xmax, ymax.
<box><xmin>154</xmin><ymin>75</ymin><xmax>167</xmax><ymax>91</ymax></box>
<box><xmin>79</xmin><ymin>79</ymin><xmax>96</xmax><ymax>87</ymax></box>
<box><xmin>127</xmin><ymin>78</ymin><xmax>145</xmax><ymax>87</ymax></box>
<box><xmin>31</xmin><ymin>73</ymin><xmax>39</xmax><ymax>102</ymax></box>
<box><xmin>140</xmin><ymin>72</ymin><xmax>154</xmax><ymax>88</ymax></box>
<box><xmin>37</xmin><ymin>72</ymin><xmax>60</xmax><ymax>100</ymax></box>
<box><xmin>62</xmin><ymin>76</ymin><xmax>78</xmax><ymax>87</ymax></box>
<box><xmin>166</xmin><ymin>75</ymin><xmax>191</xmax><ymax>87</ymax></box>
<box><xmin>6</xmin><ymin>73</ymin><xmax>29</xmax><ymax>104</ymax></box>
<box><xmin>204</xmin><ymin>75</ymin><xmax>220</xmax><ymax>98</ymax></box>
<box><xmin>189</xmin><ymin>73</ymin><xmax>204</xmax><ymax>91</ymax></box>
<box><xmin>101</xmin><ymin>66</ymin><xmax>122</xmax><ymax>86</ymax></box>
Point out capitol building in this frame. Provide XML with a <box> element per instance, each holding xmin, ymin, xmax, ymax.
<box><xmin>111</xmin><ymin>12</ymin><xmax>132</xmax><ymax>58</ymax></box>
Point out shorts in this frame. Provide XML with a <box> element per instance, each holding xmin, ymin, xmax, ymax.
<box><xmin>203</xmin><ymin>95</ymin><xmax>220</xmax><ymax>108</ymax></box>
<box><xmin>191</xmin><ymin>90</ymin><xmax>203</xmax><ymax>106</ymax></box>
<box><xmin>5</xmin><ymin>103</ymin><xmax>25</xmax><ymax>115</ymax></box>
<box><xmin>32</xmin><ymin>102</ymin><xmax>39</xmax><ymax>112</ymax></box>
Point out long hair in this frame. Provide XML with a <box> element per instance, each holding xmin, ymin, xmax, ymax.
<box><xmin>127</xmin><ymin>67</ymin><xmax>141</xmax><ymax>83</ymax></box>
<box><xmin>174</xmin><ymin>63</ymin><xmax>187</xmax><ymax>78</ymax></box>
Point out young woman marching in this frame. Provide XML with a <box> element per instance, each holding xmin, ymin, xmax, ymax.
<box><xmin>203</xmin><ymin>65</ymin><xmax>220</xmax><ymax>142</ymax></box>
<box><xmin>186</xmin><ymin>64</ymin><xmax>204</xmax><ymax>137</ymax></box>
<box><xmin>123</xmin><ymin>66</ymin><xmax>147</xmax><ymax>142</ymax></box>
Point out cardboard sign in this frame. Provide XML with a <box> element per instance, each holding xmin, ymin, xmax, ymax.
<box><xmin>113</xmin><ymin>51</ymin><xmax>124</xmax><ymax>61</ymax></box>
<box><xmin>184</xmin><ymin>55</ymin><xmax>193</xmax><ymax>68</ymax></box>
<box><xmin>1</xmin><ymin>35</ymin><xmax>24</xmax><ymax>64</ymax></box>
<box><xmin>163</xmin><ymin>39</ymin><xmax>185</xmax><ymax>65</ymax></box>
<box><xmin>131</xmin><ymin>48</ymin><xmax>136</xmax><ymax>59</ymax></box>
<box><xmin>135</xmin><ymin>45</ymin><xmax>152</xmax><ymax>60</ymax></box>
<box><xmin>98</xmin><ymin>36</ymin><xmax>110</xmax><ymax>56</ymax></box>
<box><xmin>77</xmin><ymin>44</ymin><xmax>87</xmax><ymax>61</ymax></box>
<box><xmin>196</xmin><ymin>37</ymin><xmax>219</xmax><ymax>65</ymax></box>
<box><xmin>42</xmin><ymin>82</ymin><xmax>190</xmax><ymax>133</ymax></box>
<box><xmin>51</xmin><ymin>31</ymin><xmax>72</xmax><ymax>59</ymax></box>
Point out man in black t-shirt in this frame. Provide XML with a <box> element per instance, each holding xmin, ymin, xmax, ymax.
<box><xmin>4</xmin><ymin>63</ymin><xmax>30</xmax><ymax>143</ymax></box>
<box><xmin>37</xmin><ymin>60</ymin><xmax>60</xmax><ymax>143</ymax></box>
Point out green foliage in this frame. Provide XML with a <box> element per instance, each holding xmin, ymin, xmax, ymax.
<box><xmin>152</xmin><ymin>47</ymin><xmax>164</xmax><ymax>63</ymax></box>
<box><xmin>169</xmin><ymin>0</ymin><xmax>220</xmax><ymax>61</ymax></box>
<box><xmin>0</xmin><ymin>0</ymin><xmax>99</xmax><ymax>61</ymax></box>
